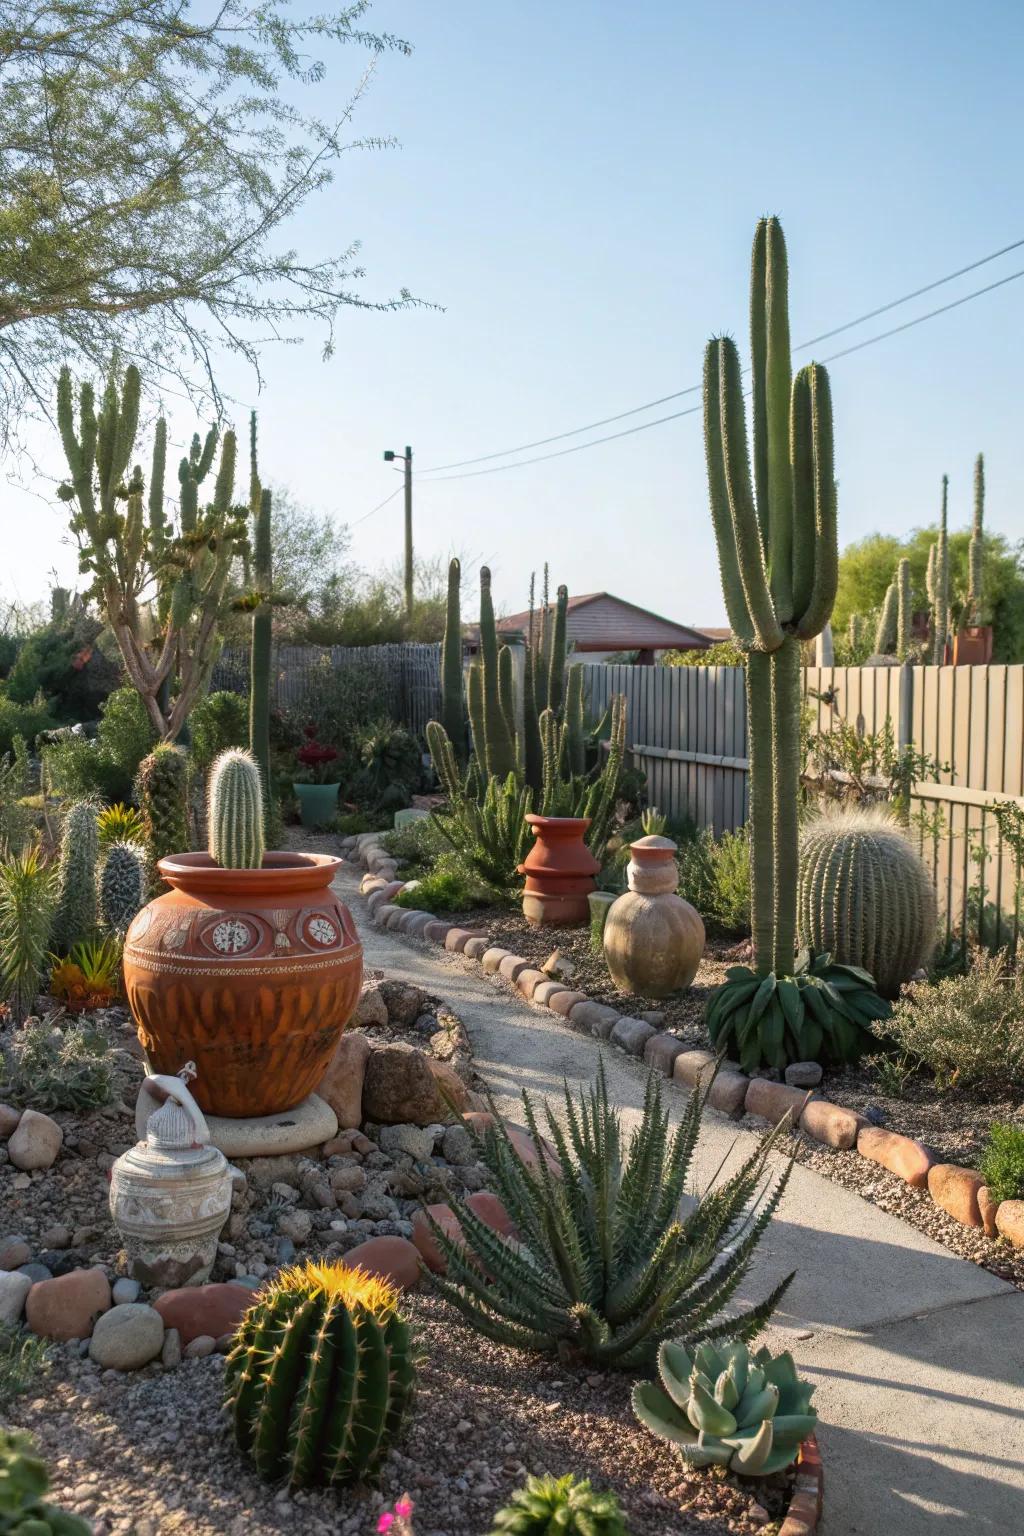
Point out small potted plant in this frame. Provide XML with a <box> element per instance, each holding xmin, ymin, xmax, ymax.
<box><xmin>293</xmin><ymin>724</ymin><xmax>342</xmax><ymax>828</ymax></box>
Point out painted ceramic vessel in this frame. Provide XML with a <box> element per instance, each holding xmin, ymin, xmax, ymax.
<box><xmin>123</xmin><ymin>852</ymin><xmax>362</xmax><ymax>1118</ymax></box>
<box><xmin>519</xmin><ymin>814</ymin><xmax>600</xmax><ymax>927</ymax></box>
<box><xmin>603</xmin><ymin>835</ymin><xmax>705</xmax><ymax>997</ymax></box>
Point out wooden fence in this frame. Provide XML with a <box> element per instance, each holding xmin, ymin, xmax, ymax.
<box><xmin>212</xmin><ymin>643</ymin><xmax>442</xmax><ymax>737</ymax></box>
<box><xmin>583</xmin><ymin>661</ymin><xmax>1024</xmax><ymax>948</ymax></box>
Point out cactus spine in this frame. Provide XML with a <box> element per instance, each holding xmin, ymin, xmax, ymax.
<box><xmin>139</xmin><ymin>745</ymin><xmax>190</xmax><ymax>873</ymax></box>
<box><xmin>968</xmin><ymin>451</ymin><xmax>985</xmax><ymax>624</ymax></box>
<box><xmin>478</xmin><ymin>567</ymin><xmax>516</xmax><ymax>780</ymax></box>
<box><xmin>208</xmin><ymin>749</ymin><xmax>265</xmax><ymax>869</ymax></box>
<box><xmin>896</xmin><ymin>557</ymin><xmax>912</xmax><ymax>661</ymax></box>
<box><xmin>441</xmin><ymin>557</ymin><xmax>466</xmax><ymax>757</ymax></box>
<box><xmin>704</xmin><ymin>217</ymin><xmax>838</xmax><ymax>978</ymax></box>
<box><xmin>874</xmin><ymin>579</ymin><xmax>898</xmax><ymax>656</ymax></box>
<box><xmin>225</xmin><ymin>1261</ymin><xmax>415</xmax><ymax>1487</ymax></box>
<box><xmin>931</xmin><ymin>475</ymin><xmax>950</xmax><ymax>664</ymax></box>
<box><xmin>100</xmin><ymin>841</ymin><xmax>149</xmax><ymax>936</ymax></box>
<box><xmin>797</xmin><ymin>806</ymin><xmax>936</xmax><ymax>997</ymax></box>
<box><xmin>52</xmin><ymin>800</ymin><xmax>99</xmax><ymax>952</ymax></box>
<box><xmin>248</xmin><ymin>413</ymin><xmax>272</xmax><ymax>796</ymax></box>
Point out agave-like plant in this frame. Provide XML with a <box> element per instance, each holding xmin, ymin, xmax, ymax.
<box><xmin>428</xmin><ymin>1063</ymin><xmax>793</xmax><ymax>1368</ymax></box>
<box><xmin>633</xmin><ymin>1337</ymin><xmax>816</xmax><ymax>1476</ymax></box>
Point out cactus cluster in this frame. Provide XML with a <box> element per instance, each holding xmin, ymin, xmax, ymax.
<box><xmin>488</xmin><ymin>1475</ymin><xmax>626</xmax><ymax>1536</ymax></box>
<box><xmin>138</xmin><ymin>745</ymin><xmax>190</xmax><ymax>871</ymax></box>
<box><xmin>225</xmin><ymin>1260</ymin><xmax>415</xmax><ymax>1487</ymax></box>
<box><xmin>797</xmin><ymin>805</ymin><xmax>936</xmax><ymax>998</ymax></box>
<box><xmin>633</xmin><ymin>1338</ymin><xmax>816</xmax><ymax>1476</ymax></box>
<box><xmin>99</xmin><ymin>841</ymin><xmax>149</xmax><ymax>937</ymax></box>
<box><xmin>0</xmin><ymin>1430</ymin><xmax>92</xmax><ymax>1533</ymax></box>
<box><xmin>208</xmin><ymin>749</ymin><xmax>265</xmax><ymax>870</ymax></box>
<box><xmin>51</xmin><ymin>800</ymin><xmax>99</xmax><ymax>953</ymax></box>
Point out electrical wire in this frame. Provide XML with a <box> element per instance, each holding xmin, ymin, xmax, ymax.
<box><xmin>350</xmin><ymin>484</ymin><xmax>402</xmax><ymax>526</ymax></box>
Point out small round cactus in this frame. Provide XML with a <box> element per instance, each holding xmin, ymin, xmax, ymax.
<box><xmin>488</xmin><ymin>1474</ymin><xmax>627</xmax><ymax>1536</ymax></box>
<box><xmin>207</xmin><ymin>748</ymin><xmax>265</xmax><ymax>869</ymax></box>
<box><xmin>99</xmin><ymin>841</ymin><xmax>149</xmax><ymax>936</ymax></box>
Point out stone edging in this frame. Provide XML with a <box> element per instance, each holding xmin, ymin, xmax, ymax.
<box><xmin>344</xmin><ymin>832</ymin><xmax>1024</xmax><ymax>1253</ymax></box>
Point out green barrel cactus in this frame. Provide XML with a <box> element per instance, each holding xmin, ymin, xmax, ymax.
<box><xmin>138</xmin><ymin>744</ymin><xmax>190</xmax><ymax>870</ymax></box>
<box><xmin>488</xmin><ymin>1475</ymin><xmax>626</xmax><ymax>1536</ymax></box>
<box><xmin>798</xmin><ymin>805</ymin><xmax>936</xmax><ymax>998</ymax></box>
<box><xmin>0</xmin><ymin>1430</ymin><xmax>93</xmax><ymax>1533</ymax></box>
<box><xmin>225</xmin><ymin>1260</ymin><xmax>416</xmax><ymax>1488</ymax></box>
<box><xmin>99</xmin><ymin>841</ymin><xmax>149</xmax><ymax>937</ymax></box>
<box><xmin>52</xmin><ymin>800</ymin><xmax>99</xmax><ymax>953</ymax></box>
<box><xmin>633</xmin><ymin>1338</ymin><xmax>816</xmax><ymax>1477</ymax></box>
<box><xmin>208</xmin><ymin>748</ymin><xmax>265</xmax><ymax>870</ymax></box>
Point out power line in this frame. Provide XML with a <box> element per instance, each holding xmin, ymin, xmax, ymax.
<box><xmin>816</xmin><ymin>264</ymin><xmax>1024</xmax><ymax>364</ymax></box>
<box><xmin>419</xmin><ymin>235</ymin><xmax>1024</xmax><ymax>477</ymax></box>
<box><xmin>351</xmin><ymin>484</ymin><xmax>402</xmax><ymax>526</ymax></box>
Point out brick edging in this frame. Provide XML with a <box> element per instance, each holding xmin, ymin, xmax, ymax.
<box><xmin>781</xmin><ymin>1435</ymin><xmax>824</xmax><ymax>1536</ymax></box>
<box><xmin>342</xmin><ymin>833</ymin><xmax>1023</xmax><ymax>1252</ymax></box>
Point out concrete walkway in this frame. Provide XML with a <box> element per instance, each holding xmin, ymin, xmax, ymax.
<box><xmin>339</xmin><ymin>868</ymin><xmax>1024</xmax><ymax>1534</ymax></box>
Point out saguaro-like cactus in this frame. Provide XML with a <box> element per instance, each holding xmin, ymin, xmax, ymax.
<box><xmin>479</xmin><ymin>567</ymin><xmax>516</xmax><ymax>780</ymax></box>
<box><xmin>931</xmin><ymin>475</ymin><xmax>950</xmax><ymax>665</ymax></box>
<box><xmin>52</xmin><ymin>800</ymin><xmax>99</xmax><ymax>952</ymax></box>
<box><xmin>441</xmin><ymin>557</ymin><xmax>466</xmax><ymax>757</ymax></box>
<box><xmin>208</xmin><ymin>748</ymin><xmax>265</xmax><ymax>869</ymax></box>
<box><xmin>874</xmin><ymin>579</ymin><xmax>898</xmax><ymax>656</ymax></box>
<box><xmin>896</xmin><ymin>557</ymin><xmax>912</xmax><ymax>661</ymax></box>
<box><xmin>225</xmin><ymin>1261</ymin><xmax>415</xmax><ymax>1487</ymax></box>
<box><xmin>968</xmin><ymin>452</ymin><xmax>986</xmax><ymax>624</ymax></box>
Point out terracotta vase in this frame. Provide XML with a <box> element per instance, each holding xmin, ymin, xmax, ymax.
<box><xmin>123</xmin><ymin>852</ymin><xmax>362</xmax><ymax>1118</ymax></box>
<box><xmin>519</xmin><ymin>814</ymin><xmax>600</xmax><ymax>927</ymax></box>
<box><xmin>952</xmin><ymin>625</ymin><xmax>993</xmax><ymax>665</ymax></box>
<box><xmin>603</xmin><ymin>835</ymin><xmax>705</xmax><ymax>997</ymax></box>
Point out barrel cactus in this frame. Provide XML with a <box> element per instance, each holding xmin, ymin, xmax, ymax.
<box><xmin>0</xmin><ymin>1430</ymin><xmax>93</xmax><ymax>1533</ymax></box>
<box><xmin>99</xmin><ymin>841</ymin><xmax>149</xmax><ymax>937</ymax></box>
<box><xmin>224</xmin><ymin>1260</ymin><xmax>416</xmax><ymax>1487</ymax></box>
<box><xmin>208</xmin><ymin>748</ymin><xmax>265</xmax><ymax>869</ymax></box>
<box><xmin>633</xmin><ymin>1338</ymin><xmax>816</xmax><ymax>1477</ymax></box>
<box><xmin>488</xmin><ymin>1475</ymin><xmax>626</xmax><ymax>1536</ymax></box>
<box><xmin>138</xmin><ymin>744</ymin><xmax>189</xmax><ymax>868</ymax></box>
<box><xmin>797</xmin><ymin>805</ymin><xmax>936</xmax><ymax>998</ymax></box>
<box><xmin>52</xmin><ymin>800</ymin><xmax>99</xmax><ymax>952</ymax></box>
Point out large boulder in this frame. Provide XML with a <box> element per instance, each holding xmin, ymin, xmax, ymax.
<box><xmin>378</xmin><ymin>981</ymin><xmax>426</xmax><ymax>1026</ymax></box>
<box><xmin>89</xmin><ymin>1303</ymin><xmax>165</xmax><ymax>1370</ymax></box>
<box><xmin>154</xmin><ymin>1282</ymin><xmax>252</xmax><ymax>1346</ymax></box>
<box><xmin>344</xmin><ymin>1235</ymin><xmax>421</xmax><ymax>1291</ymax></box>
<box><xmin>26</xmin><ymin>1268</ymin><xmax>111</xmax><ymax>1340</ymax></box>
<box><xmin>8</xmin><ymin>1109</ymin><xmax>62</xmax><ymax>1171</ymax></box>
<box><xmin>351</xmin><ymin>984</ymin><xmax>389</xmax><ymax>1029</ymax></box>
<box><xmin>318</xmin><ymin>1033</ymin><xmax>372</xmax><ymax>1130</ymax></box>
<box><xmin>363</xmin><ymin>1043</ymin><xmax>458</xmax><ymax>1125</ymax></box>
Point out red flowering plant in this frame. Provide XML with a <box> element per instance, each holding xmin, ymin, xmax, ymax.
<box><xmin>294</xmin><ymin>724</ymin><xmax>341</xmax><ymax>784</ymax></box>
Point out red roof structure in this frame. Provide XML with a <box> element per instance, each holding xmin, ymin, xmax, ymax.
<box><xmin>467</xmin><ymin>592</ymin><xmax>709</xmax><ymax>663</ymax></box>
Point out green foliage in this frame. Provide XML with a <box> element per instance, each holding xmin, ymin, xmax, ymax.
<box><xmin>52</xmin><ymin>801</ymin><xmax>100</xmax><ymax>953</ymax></box>
<box><xmin>674</xmin><ymin>828</ymin><xmax>750</xmax><ymax>937</ymax></box>
<box><xmin>285</xmin><ymin>653</ymin><xmax>392</xmax><ymax>747</ymax></box>
<box><xmin>393</xmin><ymin>857</ymin><xmax>493</xmax><ymax>914</ymax></box>
<box><xmin>208</xmin><ymin>749</ymin><xmax>265</xmax><ymax>870</ymax></box>
<box><xmin>428</xmin><ymin>1063</ymin><xmax>792</xmax><ymax>1368</ymax></box>
<box><xmin>96</xmin><ymin>803</ymin><xmax>146</xmax><ymax>848</ymax></box>
<box><xmin>99</xmin><ymin>841</ymin><xmax>149</xmax><ymax>937</ymax></box>
<box><xmin>633</xmin><ymin>1338</ymin><xmax>816</xmax><ymax>1476</ymax></box>
<box><xmin>380</xmin><ymin>815</ymin><xmax>449</xmax><ymax>874</ymax></box>
<box><xmin>355</xmin><ymin>720</ymin><xmax>421</xmax><ymax>807</ymax></box>
<box><xmin>0</xmin><ymin>1429</ymin><xmax>92</xmax><ymax>1533</ymax></box>
<box><xmin>488</xmin><ymin>1475</ymin><xmax>626</xmax><ymax>1536</ymax></box>
<box><xmin>432</xmin><ymin>768</ymin><xmax>533</xmax><ymax>891</ymax></box>
<box><xmin>478</xmin><ymin>566</ymin><xmax>517</xmax><ymax>781</ymax></box>
<box><xmin>978</xmin><ymin>1122</ymin><xmax>1024</xmax><ymax>1204</ymax></box>
<box><xmin>0</xmin><ymin>741</ymin><xmax>33</xmax><ymax>854</ymax></box>
<box><xmin>138</xmin><ymin>745</ymin><xmax>190</xmax><ymax>869</ymax></box>
<box><xmin>224</xmin><ymin>1260</ymin><xmax>416</xmax><ymax>1488</ymax></box>
<box><xmin>0</xmin><ymin>1016</ymin><xmax>116</xmax><ymax>1112</ymax></box>
<box><xmin>708</xmin><ymin>951</ymin><xmax>886</xmax><ymax>1073</ymax></box>
<box><xmin>0</xmin><ymin>694</ymin><xmax>57</xmax><ymax>758</ymax></box>
<box><xmin>0</xmin><ymin>847</ymin><xmax>57</xmax><ymax>1024</ymax></box>
<box><xmin>798</xmin><ymin>806</ymin><xmax>936</xmax><ymax>997</ymax></box>
<box><xmin>883</xmin><ymin>951</ymin><xmax>1024</xmax><ymax>1091</ymax></box>
<box><xmin>805</xmin><ymin>715</ymin><xmax>948</xmax><ymax>825</ymax></box>
<box><xmin>190</xmin><ymin>691</ymin><xmax>249</xmax><ymax>777</ymax></box>
<box><xmin>0</xmin><ymin>1328</ymin><xmax>51</xmax><ymax>1412</ymax></box>
<box><xmin>664</xmin><ymin>639</ymin><xmax>747</xmax><ymax>666</ymax></box>
<box><xmin>43</xmin><ymin>687</ymin><xmax>157</xmax><ymax>805</ymax></box>
<box><xmin>641</xmin><ymin>806</ymin><xmax>668</xmax><ymax>835</ymax></box>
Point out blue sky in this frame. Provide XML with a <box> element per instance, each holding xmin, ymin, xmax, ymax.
<box><xmin>7</xmin><ymin>0</ymin><xmax>1024</xmax><ymax>628</ymax></box>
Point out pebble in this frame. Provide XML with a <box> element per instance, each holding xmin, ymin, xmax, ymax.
<box><xmin>112</xmin><ymin>1278</ymin><xmax>141</xmax><ymax>1305</ymax></box>
<box><xmin>183</xmin><ymin>1334</ymin><xmax>216</xmax><ymax>1359</ymax></box>
<box><xmin>785</xmin><ymin>1060</ymin><xmax>824</xmax><ymax>1088</ymax></box>
<box><xmin>40</xmin><ymin>1224</ymin><xmax>71</xmax><ymax>1249</ymax></box>
<box><xmin>0</xmin><ymin>1236</ymin><xmax>31</xmax><ymax>1271</ymax></box>
<box><xmin>161</xmin><ymin>1327</ymin><xmax>182</xmax><ymax>1368</ymax></box>
<box><xmin>0</xmin><ymin>1271</ymin><xmax>33</xmax><ymax>1324</ymax></box>
<box><xmin>18</xmin><ymin>1263</ymin><xmax>53</xmax><ymax>1283</ymax></box>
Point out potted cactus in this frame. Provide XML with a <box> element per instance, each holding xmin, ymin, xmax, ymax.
<box><xmin>123</xmin><ymin>748</ymin><xmax>362</xmax><ymax>1118</ymax></box>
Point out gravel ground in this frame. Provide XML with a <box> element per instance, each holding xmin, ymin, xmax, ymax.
<box><xmin>6</xmin><ymin>1294</ymin><xmax>796</xmax><ymax>1536</ymax></box>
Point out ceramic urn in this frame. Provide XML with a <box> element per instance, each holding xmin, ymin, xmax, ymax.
<box><xmin>603</xmin><ymin>835</ymin><xmax>705</xmax><ymax>997</ymax></box>
<box><xmin>110</xmin><ymin>1067</ymin><xmax>232</xmax><ymax>1288</ymax></box>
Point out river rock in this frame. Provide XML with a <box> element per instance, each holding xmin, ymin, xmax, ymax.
<box><xmin>0</xmin><ymin>1271</ymin><xmax>32</xmax><ymax>1325</ymax></box>
<box><xmin>154</xmin><ymin>1283</ymin><xmax>251</xmax><ymax>1346</ymax></box>
<box><xmin>7</xmin><ymin>1109</ymin><xmax>63</xmax><ymax>1171</ymax></box>
<box><xmin>379</xmin><ymin>1124</ymin><xmax>436</xmax><ymax>1162</ymax></box>
<box><xmin>344</xmin><ymin>1235</ymin><xmax>422</xmax><ymax>1290</ymax></box>
<box><xmin>0</xmin><ymin>1237</ymin><xmax>31</xmax><ymax>1272</ymax></box>
<box><xmin>26</xmin><ymin>1268</ymin><xmax>111</xmax><ymax>1340</ymax></box>
<box><xmin>378</xmin><ymin>981</ymin><xmax>425</xmax><ymax>1025</ymax></box>
<box><xmin>89</xmin><ymin>1303</ymin><xmax>165</xmax><ymax>1370</ymax></box>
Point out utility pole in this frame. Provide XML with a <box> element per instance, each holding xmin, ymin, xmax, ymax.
<box><xmin>383</xmin><ymin>444</ymin><xmax>413</xmax><ymax>620</ymax></box>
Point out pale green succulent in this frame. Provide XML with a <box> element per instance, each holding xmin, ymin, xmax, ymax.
<box><xmin>632</xmin><ymin>1338</ymin><xmax>816</xmax><ymax>1477</ymax></box>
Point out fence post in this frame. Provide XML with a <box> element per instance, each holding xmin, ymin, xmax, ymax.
<box><xmin>898</xmin><ymin>661</ymin><xmax>914</xmax><ymax>754</ymax></box>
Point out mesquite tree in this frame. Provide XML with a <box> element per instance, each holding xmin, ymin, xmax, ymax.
<box><xmin>57</xmin><ymin>363</ymin><xmax>248</xmax><ymax>740</ymax></box>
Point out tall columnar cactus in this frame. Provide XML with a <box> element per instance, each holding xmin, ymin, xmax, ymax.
<box><xmin>208</xmin><ymin>749</ymin><xmax>265</xmax><ymax>869</ymax></box>
<box><xmin>797</xmin><ymin>806</ymin><xmax>936</xmax><ymax>998</ymax></box>
<box><xmin>896</xmin><ymin>557</ymin><xmax>912</xmax><ymax>661</ymax></box>
<box><xmin>441</xmin><ymin>557</ymin><xmax>466</xmax><ymax>757</ymax></box>
<box><xmin>225</xmin><ymin>1261</ymin><xmax>415</xmax><ymax>1487</ymax></box>
<box><xmin>847</xmin><ymin>612</ymin><xmax>864</xmax><ymax>656</ymax></box>
<box><xmin>522</xmin><ymin>571</ymin><xmax>573</xmax><ymax>792</ymax></box>
<box><xmin>874</xmin><ymin>579</ymin><xmax>898</xmax><ymax>656</ymax></box>
<box><xmin>498</xmin><ymin>644</ymin><xmax>517</xmax><ymax>756</ymax></box>
<box><xmin>580</xmin><ymin>692</ymin><xmax>625</xmax><ymax>860</ymax></box>
<box><xmin>932</xmin><ymin>475</ymin><xmax>950</xmax><ymax>665</ymax></box>
<box><xmin>52</xmin><ymin>800</ymin><xmax>99</xmax><ymax>952</ymax></box>
<box><xmin>138</xmin><ymin>745</ymin><xmax>190</xmax><ymax>871</ymax></box>
<box><xmin>466</xmin><ymin>661</ymin><xmax>486</xmax><ymax>768</ymax></box>
<box><xmin>565</xmin><ymin>663</ymin><xmax>586</xmax><ymax>776</ymax></box>
<box><xmin>522</xmin><ymin>574</ymin><xmax>543</xmax><ymax>792</ymax></box>
<box><xmin>248</xmin><ymin>412</ymin><xmax>273</xmax><ymax>794</ymax></box>
<box><xmin>478</xmin><ymin>567</ymin><xmax>516</xmax><ymax>780</ymax></box>
<box><xmin>968</xmin><ymin>451</ymin><xmax>986</xmax><ymax>625</ymax></box>
<box><xmin>547</xmin><ymin>584</ymin><xmax>568</xmax><ymax>714</ymax></box>
<box><xmin>99</xmin><ymin>841</ymin><xmax>149</xmax><ymax>937</ymax></box>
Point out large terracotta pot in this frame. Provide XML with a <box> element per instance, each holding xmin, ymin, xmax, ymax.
<box><xmin>519</xmin><ymin>814</ymin><xmax>600</xmax><ymax>927</ymax></box>
<box><xmin>123</xmin><ymin>852</ymin><xmax>362</xmax><ymax>1118</ymax></box>
<box><xmin>952</xmin><ymin>625</ymin><xmax>993</xmax><ymax>665</ymax></box>
<box><xmin>603</xmin><ymin>835</ymin><xmax>705</xmax><ymax>997</ymax></box>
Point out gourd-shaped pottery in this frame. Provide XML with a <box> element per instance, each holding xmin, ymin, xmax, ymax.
<box><xmin>603</xmin><ymin>835</ymin><xmax>705</xmax><ymax>997</ymax></box>
<box><xmin>110</xmin><ymin>1067</ymin><xmax>232</xmax><ymax>1288</ymax></box>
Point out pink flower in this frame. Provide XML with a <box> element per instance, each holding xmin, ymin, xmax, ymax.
<box><xmin>377</xmin><ymin>1516</ymin><xmax>394</xmax><ymax>1534</ymax></box>
<box><xmin>396</xmin><ymin>1500</ymin><xmax>414</xmax><ymax>1519</ymax></box>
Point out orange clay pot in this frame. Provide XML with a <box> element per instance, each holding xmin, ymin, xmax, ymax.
<box><xmin>952</xmin><ymin>625</ymin><xmax>993</xmax><ymax>665</ymax></box>
<box><xmin>519</xmin><ymin>814</ymin><xmax>600</xmax><ymax>927</ymax></box>
<box><xmin>123</xmin><ymin>852</ymin><xmax>362</xmax><ymax>1118</ymax></box>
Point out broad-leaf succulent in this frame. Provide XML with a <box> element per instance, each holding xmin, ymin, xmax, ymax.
<box><xmin>488</xmin><ymin>1473</ymin><xmax>626</xmax><ymax>1536</ymax></box>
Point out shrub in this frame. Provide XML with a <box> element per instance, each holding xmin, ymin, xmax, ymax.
<box><xmin>0</xmin><ymin>847</ymin><xmax>57</xmax><ymax>1023</ymax></box>
<box><xmin>675</xmin><ymin>827</ymin><xmax>750</xmax><ymax>936</ymax></box>
<box><xmin>0</xmin><ymin>739</ymin><xmax>32</xmax><ymax>854</ymax></box>
<box><xmin>428</xmin><ymin>1063</ymin><xmax>792</xmax><ymax>1368</ymax></box>
<box><xmin>0</xmin><ymin>1429</ymin><xmax>91</xmax><ymax>1532</ymax></box>
<box><xmin>0</xmin><ymin>692</ymin><xmax>57</xmax><ymax>756</ymax></box>
<box><xmin>190</xmin><ymin>690</ymin><xmax>249</xmax><ymax>776</ymax></box>
<box><xmin>488</xmin><ymin>1475</ymin><xmax>626</xmax><ymax>1536</ymax></box>
<box><xmin>355</xmin><ymin>719</ymin><xmax>421</xmax><ymax>807</ymax></box>
<box><xmin>380</xmin><ymin>814</ymin><xmax>448</xmax><ymax>874</ymax></box>
<box><xmin>0</xmin><ymin>1015</ymin><xmax>117</xmax><ymax>1112</ymax></box>
<box><xmin>43</xmin><ymin>686</ymin><xmax>157</xmax><ymax>804</ymax></box>
<box><xmin>978</xmin><ymin>1122</ymin><xmax>1024</xmax><ymax>1204</ymax></box>
<box><xmin>50</xmin><ymin>936</ymin><xmax>122</xmax><ymax>1013</ymax></box>
<box><xmin>882</xmin><ymin>952</ymin><xmax>1024</xmax><ymax>1091</ymax></box>
<box><xmin>393</xmin><ymin>857</ymin><xmax>493</xmax><ymax>914</ymax></box>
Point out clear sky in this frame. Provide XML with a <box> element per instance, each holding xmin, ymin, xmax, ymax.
<box><xmin>6</xmin><ymin>0</ymin><xmax>1024</xmax><ymax>628</ymax></box>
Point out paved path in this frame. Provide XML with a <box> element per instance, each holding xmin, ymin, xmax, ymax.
<box><xmin>339</xmin><ymin>868</ymin><xmax>1024</xmax><ymax>1534</ymax></box>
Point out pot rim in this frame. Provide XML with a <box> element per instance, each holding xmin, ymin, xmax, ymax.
<box><xmin>157</xmin><ymin>850</ymin><xmax>343</xmax><ymax>895</ymax></box>
<box><xmin>524</xmin><ymin>813</ymin><xmax>592</xmax><ymax>832</ymax></box>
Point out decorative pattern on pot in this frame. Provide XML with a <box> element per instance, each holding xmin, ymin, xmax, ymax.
<box><xmin>603</xmin><ymin>835</ymin><xmax>705</xmax><ymax>997</ymax></box>
<box><xmin>110</xmin><ymin>1065</ymin><xmax>232</xmax><ymax>1288</ymax></box>
<box><xmin>518</xmin><ymin>814</ymin><xmax>600</xmax><ymax>928</ymax></box>
<box><xmin>123</xmin><ymin>852</ymin><xmax>362</xmax><ymax>1118</ymax></box>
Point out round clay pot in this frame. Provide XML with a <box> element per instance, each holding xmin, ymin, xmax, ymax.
<box><xmin>294</xmin><ymin>781</ymin><xmax>340</xmax><ymax>828</ymax></box>
<box><xmin>603</xmin><ymin>835</ymin><xmax>705</xmax><ymax>996</ymax></box>
<box><xmin>123</xmin><ymin>852</ymin><xmax>362</xmax><ymax>1118</ymax></box>
<box><xmin>518</xmin><ymin>814</ymin><xmax>600</xmax><ymax>927</ymax></box>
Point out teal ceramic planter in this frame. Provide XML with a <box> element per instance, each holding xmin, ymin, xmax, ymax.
<box><xmin>293</xmin><ymin>782</ymin><xmax>340</xmax><ymax>829</ymax></box>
